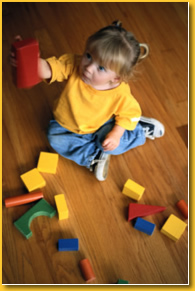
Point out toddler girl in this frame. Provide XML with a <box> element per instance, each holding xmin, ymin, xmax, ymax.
<box><xmin>21</xmin><ymin>21</ymin><xmax>165</xmax><ymax>181</ymax></box>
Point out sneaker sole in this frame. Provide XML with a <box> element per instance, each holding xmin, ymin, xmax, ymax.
<box><xmin>94</xmin><ymin>154</ymin><xmax>111</xmax><ymax>181</ymax></box>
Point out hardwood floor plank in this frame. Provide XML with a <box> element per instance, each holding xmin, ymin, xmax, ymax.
<box><xmin>177</xmin><ymin>124</ymin><xmax>188</xmax><ymax>147</ymax></box>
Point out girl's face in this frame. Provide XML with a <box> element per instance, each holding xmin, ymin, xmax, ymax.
<box><xmin>79</xmin><ymin>52</ymin><xmax>120</xmax><ymax>90</ymax></box>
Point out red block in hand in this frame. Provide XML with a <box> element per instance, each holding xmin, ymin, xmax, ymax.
<box><xmin>12</xmin><ymin>38</ymin><xmax>41</xmax><ymax>88</ymax></box>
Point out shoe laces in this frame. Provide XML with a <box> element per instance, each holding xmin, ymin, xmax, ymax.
<box><xmin>89</xmin><ymin>158</ymin><xmax>104</xmax><ymax>172</ymax></box>
<box><xmin>89</xmin><ymin>153</ymin><xmax>110</xmax><ymax>172</ymax></box>
<box><xmin>90</xmin><ymin>158</ymin><xmax>105</xmax><ymax>166</ymax></box>
<box><xmin>143</xmin><ymin>126</ymin><xmax>155</xmax><ymax>140</ymax></box>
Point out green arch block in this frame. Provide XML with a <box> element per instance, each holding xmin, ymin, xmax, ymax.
<box><xmin>14</xmin><ymin>198</ymin><xmax>56</xmax><ymax>239</ymax></box>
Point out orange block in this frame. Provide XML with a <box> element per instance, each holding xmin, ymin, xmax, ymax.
<box><xmin>4</xmin><ymin>191</ymin><xmax>43</xmax><ymax>208</ymax></box>
<box><xmin>176</xmin><ymin>199</ymin><xmax>188</xmax><ymax>219</ymax></box>
<box><xmin>79</xmin><ymin>259</ymin><xmax>96</xmax><ymax>283</ymax></box>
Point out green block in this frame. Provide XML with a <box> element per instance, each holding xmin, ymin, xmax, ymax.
<box><xmin>14</xmin><ymin>199</ymin><xmax>56</xmax><ymax>239</ymax></box>
<box><xmin>117</xmin><ymin>279</ymin><xmax>129</xmax><ymax>284</ymax></box>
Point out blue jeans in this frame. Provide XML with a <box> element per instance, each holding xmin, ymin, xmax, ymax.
<box><xmin>47</xmin><ymin>119</ymin><xmax>146</xmax><ymax>169</ymax></box>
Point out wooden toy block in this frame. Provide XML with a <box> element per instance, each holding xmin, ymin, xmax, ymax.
<box><xmin>14</xmin><ymin>199</ymin><xmax>56</xmax><ymax>239</ymax></box>
<box><xmin>128</xmin><ymin>203</ymin><xmax>166</xmax><ymax>221</ymax></box>
<box><xmin>122</xmin><ymin>179</ymin><xmax>145</xmax><ymax>201</ymax></box>
<box><xmin>12</xmin><ymin>38</ymin><xmax>41</xmax><ymax>88</ymax></box>
<box><xmin>176</xmin><ymin>199</ymin><xmax>188</xmax><ymax>219</ymax></box>
<box><xmin>54</xmin><ymin>194</ymin><xmax>69</xmax><ymax>220</ymax></box>
<box><xmin>58</xmin><ymin>239</ymin><xmax>79</xmax><ymax>251</ymax></box>
<box><xmin>20</xmin><ymin>168</ymin><xmax>46</xmax><ymax>192</ymax></box>
<box><xmin>4</xmin><ymin>191</ymin><xmax>43</xmax><ymax>208</ymax></box>
<box><xmin>134</xmin><ymin>217</ymin><xmax>156</xmax><ymax>235</ymax></box>
<box><xmin>79</xmin><ymin>259</ymin><xmax>96</xmax><ymax>283</ymax></box>
<box><xmin>117</xmin><ymin>279</ymin><xmax>129</xmax><ymax>284</ymax></box>
<box><xmin>37</xmin><ymin>152</ymin><xmax>59</xmax><ymax>174</ymax></box>
<box><xmin>160</xmin><ymin>214</ymin><xmax>187</xmax><ymax>241</ymax></box>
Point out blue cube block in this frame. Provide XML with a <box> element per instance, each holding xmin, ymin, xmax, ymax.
<box><xmin>134</xmin><ymin>217</ymin><xmax>155</xmax><ymax>235</ymax></box>
<box><xmin>58</xmin><ymin>238</ymin><xmax>79</xmax><ymax>251</ymax></box>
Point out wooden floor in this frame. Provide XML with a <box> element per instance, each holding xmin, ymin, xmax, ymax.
<box><xmin>2</xmin><ymin>2</ymin><xmax>188</xmax><ymax>285</ymax></box>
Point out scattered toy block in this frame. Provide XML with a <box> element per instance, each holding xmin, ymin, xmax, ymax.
<box><xmin>37</xmin><ymin>152</ymin><xmax>59</xmax><ymax>174</ymax></box>
<box><xmin>79</xmin><ymin>258</ymin><xmax>96</xmax><ymax>283</ymax></box>
<box><xmin>12</xmin><ymin>38</ymin><xmax>41</xmax><ymax>88</ymax></box>
<box><xmin>134</xmin><ymin>217</ymin><xmax>156</xmax><ymax>235</ymax></box>
<box><xmin>58</xmin><ymin>239</ymin><xmax>79</xmax><ymax>251</ymax></box>
<box><xmin>176</xmin><ymin>199</ymin><xmax>188</xmax><ymax>219</ymax></box>
<box><xmin>160</xmin><ymin>214</ymin><xmax>187</xmax><ymax>241</ymax></box>
<box><xmin>54</xmin><ymin>194</ymin><xmax>69</xmax><ymax>220</ymax></box>
<box><xmin>117</xmin><ymin>279</ymin><xmax>129</xmax><ymax>284</ymax></box>
<box><xmin>20</xmin><ymin>168</ymin><xmax>46</xmax><ymax>192</ymax></box>
<box><xmin>14</xmin><ymin>199</ymin><xmax>56</xmax><ymax>239</ymax></box>
<box><xmin>4</xmin><ymin>191</ymin><xmax>43</xmax><ymax>208</ymax></box>
<box><xmin>122</xmin><ymin>179</ymin><xmax>145</xmax><ymax>201</ymax></box>
<box><xmin>128</xmin><ymin>203</ymin><xmax>166</xmax><ymax>221</ymax></box>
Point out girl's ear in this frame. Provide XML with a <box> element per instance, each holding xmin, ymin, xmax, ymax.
<box><xmin>113</xmin><ymin>76</ymin><xmax>121</xmax><ymax>82</ymax></box>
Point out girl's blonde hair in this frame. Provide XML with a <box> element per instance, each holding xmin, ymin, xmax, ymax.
<box><xmin>85</xmin><ymin>21</ymin><xmax>149</xmax><ymax>82</ymax></box>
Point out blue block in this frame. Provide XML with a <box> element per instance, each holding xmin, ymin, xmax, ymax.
<box><xmin>58</xmin><ymin>238</ymin><xmax>79</xmax><ymax>251</ymax></box>
<box><xmin>134</xmin><ymin>217</ymin><xmax>155</xmax><ymax>235</ymax></box>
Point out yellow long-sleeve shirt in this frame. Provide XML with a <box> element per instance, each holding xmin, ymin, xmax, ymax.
<box><xmin>46</xmin><ymin>54</ymin><xmax>141</xmax><ymax>134</ymax></box>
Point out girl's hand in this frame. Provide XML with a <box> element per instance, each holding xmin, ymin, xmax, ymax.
<box><xmin>10</xmin><ymin>35</ymin><xmax>22</xmax><ymax>67</ymax></box>
<box><xmin>102</xmin><ymin>124</ymin><xmax>125</xmax><ymax>152</ymax></box>
<box><xmin>102</xmin><ymin>132</ymin><xmax>121</xmax><ymax>151</ymax></box>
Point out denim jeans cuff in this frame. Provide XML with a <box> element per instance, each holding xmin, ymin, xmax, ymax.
<box><xmin>87</xmin><ymin>148</ymin><xmax>101</xmax><ymax>169</ymax></box>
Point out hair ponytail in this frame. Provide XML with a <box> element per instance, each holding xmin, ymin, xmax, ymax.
<box><xmin>111</xmin><ymin>21</ymin><xmax>149</xmax><ymax>62</ymax></box>
<box><xmin>112</xmin><ymin>20</ymin><xmax>122</xmax><ymax>27</ymax></box>
<box><xmin>139</xmin><ymin>43</ymin><xmax>149</xmax><ymax>60</ymax></box>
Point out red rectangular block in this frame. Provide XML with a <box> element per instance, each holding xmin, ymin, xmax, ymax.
<box><xmin>12</xmin><ymin>38</ymin><xmax>41</xmax><ymax>88</ymax></box>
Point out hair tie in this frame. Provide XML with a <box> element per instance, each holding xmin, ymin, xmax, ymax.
<box><xmin>112</xmin><ymin>20</ymin><xmax>122</xmax><ymax>28</ymax></box>
<box><xmin>139</xmin><ymin>43</ymin><xmax>149</xmax><ymax>60</ymax></box>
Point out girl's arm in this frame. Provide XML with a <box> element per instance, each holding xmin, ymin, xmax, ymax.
<box><xmin>102</xmin><ymin>124</ymin><xmax>125</xmax><ymax>152</ymax></box>
<box><xmin>38</xmin><ymin>58</ymin><xmax>52</xmax><ymax>80</ymax></box>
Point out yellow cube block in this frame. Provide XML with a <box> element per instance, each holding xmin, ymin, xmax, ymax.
<box><xmin>20</xmin><ymin>168</ymin><xmax>46</xmax><ymax>192</ymax></box>
<box><xmin>54</xmin><ymin>194</ymin><xmax>69</xmax><ymax>220</ymax></box>
<box><xmin>161</xmin><ymin>214</ymin><xmax>187</xmax><ymax>241</ymax></box>
<box><xmin>122</xmin><ymin>179</ymin><xmax>145</xmax><ymax>201</ymax></box>
<box><xmin>37</xmin><ymin>152</ymin><xmax>59</xmax><ymax>174</ymax></box>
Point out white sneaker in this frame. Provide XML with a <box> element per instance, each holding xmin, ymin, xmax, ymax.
<box><xmin>90</xmin><ymin>152</ymin><xmax>111</xmax><ymax>181</ymax></box>
<box><xmin>139</xmin><ymin>116</ymin><xmax>165</xmax><ymax>140</ymax></box>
